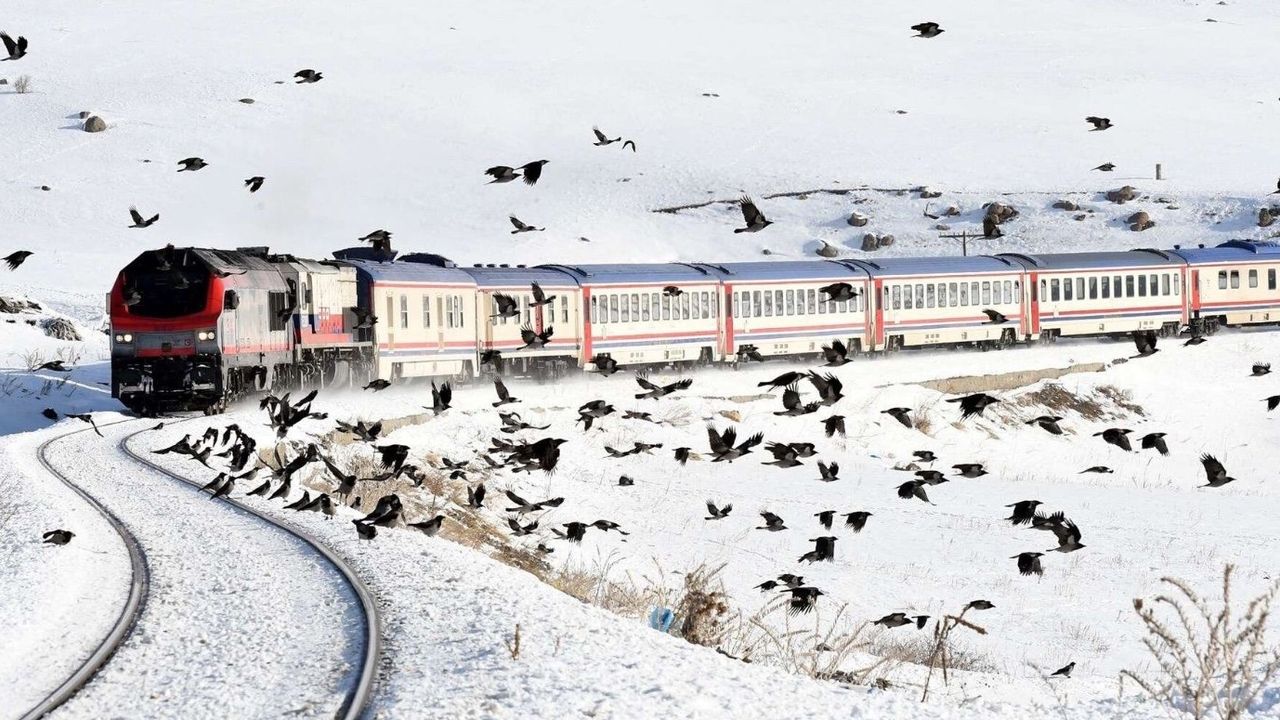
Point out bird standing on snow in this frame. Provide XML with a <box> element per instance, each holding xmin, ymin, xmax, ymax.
<box><xmin>1133</xmin><ymin>330</ymin><xmax>1159</xmax><ymax>357</ymax></box>
<box><xmin>1050</xmin><ymin>661</ymin><xmax>1076</xmax><ymax>678</ymax></box>
<box><xmin>734</xmin><ymin>196</ymin><xmax>773</xmax><ymax>233</ymax></box>
<box><xmin>129</xmin><ymin>207</ymin><xmax>159</xmax><ymax>228</ymax></box>
<box><xmin>363</xmin><ymin>378</ymin><xmax>391</xmax><ymax>392</ymax></box>
<box><xmin>42</xmin><ymin>529</ymin><xmax>74</xmax><ymax>545</ymax></box>
<box><xmin>66</xmin><ymin>413</ymin><xmax>103</xmax><ymax>437</ymax></box>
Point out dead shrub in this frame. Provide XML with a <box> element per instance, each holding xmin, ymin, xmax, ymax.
<box><xmin>14</xmin><ymin>75</ymin><xmax>32</xmax><ymax>94</ymax></box>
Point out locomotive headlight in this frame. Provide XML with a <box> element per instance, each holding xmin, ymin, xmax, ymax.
<box><xmin>197</xmin><ymin>330</ymin><xmax>215</xmax><ymax>341</ymax></box>
<box><xmin>115</xmin><ymin>333</ymin><xmax>133</xmax><ymax>343</ymax></box>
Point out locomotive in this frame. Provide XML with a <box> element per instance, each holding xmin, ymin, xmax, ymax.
<box><xmin>109</xmin><ymin>240</ymin><xmax>1280</xmax><ymax>414</ymax></box>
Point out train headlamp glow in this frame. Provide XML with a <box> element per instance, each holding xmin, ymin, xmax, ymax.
<box><xmin>196</xmin><ymin>330</ymin><xmax>215</xmax><ymax>341</ymax></box>
<box><xmin>114</xmin><ymin>333</ymin><xmax>133</xmax><ymax>342</ymax></box>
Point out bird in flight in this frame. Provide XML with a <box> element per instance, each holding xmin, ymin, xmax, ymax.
<box><xmin>734</xmin><ymin>196</ymin><xmax>773</xmax><ymax>233</ymax></box>
<box><xmin>129</xmin><ymin>207</ymin><xmax>159</xmax><ymax>228</ymax></box>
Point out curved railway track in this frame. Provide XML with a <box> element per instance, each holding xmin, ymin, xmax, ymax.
<box><xmin>18</xmin><ymin>419</ymin><xmax>381</xmax><ymax>720</ymax></box>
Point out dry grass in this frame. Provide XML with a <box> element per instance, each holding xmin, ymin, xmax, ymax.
<box><xmin>13</xmin><ymin>75</ymin><xmax>32</xmax><ymax>94</ymax></box>
<box><xmin>919</xmin><ymin>362</ymin><xmax>1105</xmax><ymax>395</ymax></box>
<box><xmin>1121</xmin><ymin>565</ymin><xmax>1280</xmax><ymax>719</ymax></box>
<box><xmin>868</xmin><ymin>629</ymin><xmax>994</xmax><ymax>674</ymax></box>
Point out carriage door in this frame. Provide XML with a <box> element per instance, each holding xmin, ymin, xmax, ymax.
<box><xmin>1189</xmin><ymin>269</ymin><xmax>1201</xmax><ymax>320</ymax></box>
<box><xmin>872</xmin><ymin>278</ymin><xmax>886</xmax><ymax>350</ymax></box>
<box><xmin>721</xmin><ymin>284</ymin><xmax>734</xmax><ymax>359</ymax></box>
<box><xmin>385</xmin><ymin>293</ymin><xmax>395</xmax><ymax>348</ymax></box>
<box><xmin>437</xmin><ymin>294</ymin><xmax>447</xmax><ymax>351</ymax></box>
<box><xmin>1028</xmin><ymin>272</ymin><xmax>1040</xmax><ymax>336</ymax></box>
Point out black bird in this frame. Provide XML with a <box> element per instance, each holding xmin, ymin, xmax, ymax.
<box><xmin>508</xmin><ymin>517</ymin><xmax>539</xmax><ymax>536</ymax></box>
<box><xmin>519</xmin><ymin>325</ymin><xmax>554</xmax><ymax>350</ymax></box>
<box><xmin>947</xmin><ymin>393</ymin><xmax>1000</xmax><ymax>419</ymax></box>
<box><xmin>66</xmin><ymin>413</ymin><xmax>103</xmax><ymax>437</ymax></box>
<box><xmin>4</xmin><ymin>250</ymin><xmax>33</xmax><ymax>270</ymax></box>
<box><xmin>1005</xmin><ymin>500</ymin><xmax>1043</xmax><ymax>526</ymax></box>
<box><xmin>777</xmin><ymin>574</ymin><xmax>806</xmax><ymax>589</ymax></box>
<box><xmin>358</xmin><ymin>229</ymin><xmax>392</xmax><ymax>249</ymax></box>
<box><xmin>561</xmin><ymin>522</ymin><xmax>588</xmax><ymax>543</ymax></box>
<box><xmin>635</xmin><ymin>375</ymin><xmax>692</xmax><ymax>400</ymax></box>
<box><xmin>429</xmin><ymin>381</ymin><xmax>452</xmax><ymax>415</ymax></box>
<box><xmin>591</xmin><ymin>354</ymin><xmax>620</xmax><ymax>376</ymax></box>
<box><xmin>821</xmin><ymin>339</ymin><xmax>851</xmax><ymax>366</ymax></box>
<box><xmin>284</xmin><ymin>490</ymin><xmax>313</xmax><ymax>510</ymax></box>
<box><xmin>759</xmin><ymin>372</ymin><xmax>807</xmax><ymax>392</ymax></box>
<box><xmin>128</xmin><ymin>207</ymin><xmax>159</xmax><ymax>228</ymax></box>
<box><xmin>674</xmin><ymin>447</ymin><xmax>694</xmax><ymax>465</ymax></box>
<box><xmin>1273</xmin><ymin>178</ymin><xmax>1280</xmax><ymax>195</ymax></box>
<box><xmin>911</xmin><ymin>22</ymin><xmax>944</xmax><ymax>38</ymax></box>
<box><xmin>775</xmin><ymin>383</ymin><xmax>819</xmax><ymax>417</ymax></box>
<box><xmin>34</xmin><ymin>360</ymin><xmax>71</xmax><ymax>372</ymax></box>
<box><xmin>799</xmin><ymin>536</ymin><xmax>837</xmax><ymax>563</ymax></box>
<box><xmin>882</xmin><ymin>407</ymin><xmax>912</xmax><ymax>428</ymax></box>
<box><xmin>663</xmin><ymin>285</ymin><xmax>683</xmax><ymax>297</ymax></box>
<box><xmin>784</xmin><ymin>587</ymin><xmax>824</xmax><ymax>616</ymax></box>
<box><xmin>510</xmin><ymin>216</ymin><xmax>543</xmax><ymax>234</ymax></box>
<box><xmin>1027</xmin><ymin>415</ymin><xmax>1064</xmax><ymax>435</ymax></box>
<box><xmin>1034</xmin><ymin>512</ymin><xmax>1085</xmax><ymax>553</ymax></box>
<box><xmin>965</xmin><ymin>600</ymin><xmax>995</xmax><ymax>611</ymax></box>
<box><xmin>874</xmin><ymin>613</ymin><xmax>915</xmax><ymax>629</ymax></box>
<box><xmin>823</xmin><ymin>415</ymin><xmax>846</xmax><ymax>438</ymax></box>
<box><xmin>529</xmin><ymin>282</ymin><xmax>556</xmax><ymax>308</ymax></box>
<box><xmin>1094</xmin><ymin>428</ymin><xmax>1133</xmax><ymax>452</ymax></box>
<box><xmin>576</xmin><ymin>399</ymin><xmax>615</xmax><ymax>430</ymax></box>
<box><xmin>409</xmin><ymin>515</ymin><xmax>446</xmax><ymax>537</ymax></box>
<box><xmin>738</xmin><ymin>344</ymin><xmax>765</xmax><ymax>362</ymax></box>
<box><xmin>755</xmin><ymin>580</ymin><xmax>781</xmax><ymax>592</ymax></box>
<box><xmin>244</xmin><ymin>176</ymin><xmax>265</xmax><ymax>193</ymax></box>
<box><xmin>622</xmin><ymin>140</ymin><xmax>636</xmax><ymax>152</ymax></box>
<box><xmin>492</xmin><ymin>377</ymin><xmax>518</xmax><ymax>407</ymax></box>
<box><xmin>912</xmin><ymin>450</ymin><xmax>937</xmax><ymax>464</ymax></box>
<box><xmin>1050</xmin><ymin>662</ymin><xmax>1076</xmax><ymax>678</ymax></box>
<box><xmin>762</xmin><ymin>441</ymin><xmax>803</xmax><ymax>468</ymax></box>
<box><xmin>844</xmin><ymin>511</ymin><xmax>872</xmax><ymax>532</ymax></box>
<box><xmin>818</xmin><ymin>282</ymin><xmax>859</xmax><ymax>303</ymax></box>
<box><xmin>491</xmin><ymin>293</ymin><xmax>521</xmax><ymax>319</ymax></box>
<box><xmin>375</xmin><ymin>444</ymin><xmax>410</xmax><ymax>472</ymax></box>
<box><xmin>807</xmin><ymin>371</ymin><xmax>844</xmax><ymax>406</ymax></box>
<box><xmin>953</xmin><ymin>463</ymin><xmax>988</xmax><ymax>478</ymax></box>
<box><xmin>42</xmin><ymin>529</ymin><xmax>74</xmax><ymax>545</ymax></box>
<box><xmin>916</xmin><ymin>469</ymin><xmax>947</xmax><ymax>484</ymax></box>
<box><xmin>1093</xmin><ymin>163</ymin><xmax>1116</xmax><ymax>172</ymax></box>
<box><xmin>485</xmin><ymin>166</ymin><xmax>521</xmax><ymax>184</ymax></box>
<box><xmin>1200</xmin><ymin>453</ymin><xmax>1235</xmax><ymax>488</ymax></box>
<box><xmin>897</xmin><ymin>480</ymin><xmax>933</xmax><ymax>503</ymax></box>
<box><xmin>209</xmin><ymin>475</ymin><xmax>235</xmax><ymax>501</ymax></box>
<box><xmin>815</xmin><ymin>510</ymin><xmax>835</xmax><ymax>530</ymax></box>
<box><xmin>707</xmin><ymin>425</ymin><xmax>764</xmax><ymax>462</ymax></box>
<box><xmin>177</xmin><ymin>157</ymin><xmax>208</xmax><ymax>172</ymax></box>
<box><xmin>1184</xmin><ymin>334</ymin><xmax>1207</xmax><ymax>346</ymax></box>
<box><xmin>592</xmin><ymin>127</ymin><xmax>621</xmax><ymax>146</ymax></box>
<box><xmin>1265</xmin><ymin>395</ymin><xmax>1280</xmax><ymax>412</ymax></box>
<box><xmin>734</xmin><ymin>196</ymin><xmax>772</xmax><ymax>233</ymax></box>
<box><xmin>353</xmin><ymin>520</ymin><xmax>377</xmax><ymax>540</ymax></box>
<box><xmin>42</xmin><ymin>408</ymin><xmax>58</xmax><ymax>420</ymax></box>
<box><xmin>591</xmin><ymin>519</ymin><xmax>628</xmax><ymax>535</ymax></box>
<box><xmin>1081</xmin><ymin>466</ymin><xmax>1113</xmax><ymax>474</ymax></box>
<box><xmin>519</xmin><ymin>160</ymin><xmax>550</xmax><ymax>186</ymax></box>
<box><xmin>1085</xmin><ymin>116</ymin><xmax>1112</xmax><ymax>131</ymax></box>
<box><xmin>1013</xmin><ymin>552</ymin><xmax>1044</xmax><ymax>576</ymax></box>
<box><xmin>705</xmin><ymin>500</ymin><xmax>732</xmax><ymax>520</ymax></box>
<box><xmin>982</xmin><ymin>309</ymin><xmax>1008</xmax><ymax>324</ymax></box>
<box><xmin>480</xmin><ymin>349</ymin><xmax>504</xmax><ymax>371</ymax></box>
<box><xmin>1140</xmin><ymin>432</ymin><xmax>1169</xmax><ymax>456</ymax></box>
<box><xmin>1133</xmin><ymin>330</ymin><xmax>1159</xmax><ymax>357</ymax></box>
<box><xmin>624</xmin><ymin>410</ymin><xmax>658</xmax><ymax>423</ymax></box>
<box><xmin>352</xmin><ymin>308</ymin><xmax>378</xmax><ymax>329</ymax></box>
<box><xmin>2</xmin><ymin>31</ymin><xmax>28</xmax><ymax>60</ymax></box>
<box><xmin>817</xmin><ymin>461</ymin><xmax>839</xmax><ymax>482</ymax></box>
<box><xmin>294</xmin><ymin>69</ymin><xmax>323</xmax><ymax>83</ymax></box>
<box><xmin>467</xmin><ymin>483</ymin><xmax>486</xmax><ymax>509</ymax></box>
<box><xmin>1253</xmin><ymin>363</ymin><xmax>1271</xmax><ymax>376</ymax></box>
<box><xmin>757</xmin><ymin>511</ymin><xmax>787</xmax><ymax>531</ymax></box>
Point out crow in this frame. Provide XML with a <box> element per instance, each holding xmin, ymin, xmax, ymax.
<box><xmin>663</xmin><ymin>285</ymin><xmax>683</xmax><ymax>297</ymax></box>
<box><xmin>758</xmin><ymin>371</ymin><xmax>803</xmax><ymax>390</ymax></box>
<box><xmin>375</xmin><ymin>444</ymin><xmax>410</xmax><ymax>472</ymax></box>
<box><xmin>734</xmin><ymin>196</ymin><xmax>773</xmax><ymax>233</ymax></box>
<box><xmin>357</xmin><ymin>229</ymin><xmax>393</xmax><ymax>250</ymax></box>
<box><xmin>359</xmin><ymin>495</ymin><xmax>403</xmax><ymax>527</ymax></box>
<box><xmin>4</xmin><ymin>250</ymin><xmax>33</xmax><ymax>270</ymax></box>
<box><xmin>635</xmin><ymin>375</ymin><xmax>692</xmax><ymax>400</ymax></box>
<box><xmin>128</xmin><ymin>207</ymin><xmax>159</xmax><ymax>228</ymax></box>
<box><xmin>819</xmin><ymin>282</ymin><xmax>859</xmax><ymax>303</ymax></box>
<box><xmin>1200</xmin><ymin>454</ymin><xmax>1235</xmax><ymax>488</ymax></box>
<box><xmin>492</xmin><ymin>377</ymin><xmax>518</xmax><ymax>407</ymax></box>
<box><xmin>815</xmin><ymin>510</ymin><xmax>835</xmax><ymax>530</ymax></box>
<box><xmin>1266</xmin><ymin>395</ymin><xmax>1280</xmax><ymax>412</ymax></box>
<box><xmin>320</xmin><ymin>456</ymin><xmax>359</xmax><ymax>501</ymax></box>
<box><xmin>500</xmin><ymin>411</ymin><xmax>549</xmax><ymax>433</ymax></box>
<box><xmin>874</xmin><ymin>613</ymin><xmax>912</xmax><ymax>629</ymax></box>
<box><xmin>1027</xmin><ymin>415</ymin><xmax>1064</xmax><ymax>435</ymax></box>
<box><xmin>467</xmin><ymin>483</ymin><xmax>486</xmax><ymax>509</ymax></box>
<box><xmin>1094</xmin><ymin>428</ymin><xmax>1133</xmax><ymax>452</ymax></box>
<box><xmin>177</xmin><ymin>157</ymin><xmax>208</xmax><ymax>172</ymax></box>
<box><xmin>821</xmin><ymin>340</ymin><xmax>851</xmax><ymax>366</ymax></box>
<box><xmin>42</xmin><ymin>529</ymin><xmax>74</xmax><ymax>545</ymax></box>
<box><xmin>622</xmin><ymin>140</ymin><xmax>636</xmax><ymax>152</ymax></box>
<box><xmin>946</xmin><ymin>393</ymin><xmax>999</xmax><ymax>419</ymax></box>
<box><xmin>426</xmin><ymin>381</ymin><xmax>452</xmax><ymax>415</ymax></box>
<box><xmin>807</xmin><ymin>371</ymin><xmax>844</xmax><ymax>405</ymax></box>
<box><xmin>757</xmin><ymin>511</ymin><xmax>787</xmax><ymax>531</ymax></box>
<box><xmin>284</xmin><ymin>490</ymin><xmax>314</xmax><ymax>510</ymax></box>
<box><xmin>66</xmin><ymin>413</ymin><xmax>103</xmax><ymax>437</ymax></box>
<box><xmin>1133</xmin><ymin>330</ymin><xmax>1159</xmax><ymax>357</ymax></box>
<box><xmin>363</xmin><ymin>379</ymin><xmax>390</xmax><ymax>392</ymax></box>
<box><xmin>352</xmin><ymin>308</ymin><xmax>378</xmax><ymax>329</ymax></box>
<box><xmin>485</xmin><ymin>166</ymin><xmax>521</xmax><ymax>183</ymax></box>
<box><xmin>897</xmin><ymin>480</ymin><xmax>933</xmax><ymax>503</ymax></box>
<box><xmin>912</xmin><ymin>450</ymin><xmax>937</xmax><ymax>463</ymax></box>
<box><xmin>982</xmin><ymin>309</ymin><xmax>1008</xmax><ymax>324</ymax></box>
<box><xmin>591</xmin><ymin>519</ymin><xmax>628</xmax><ymax>534</ymax></box>
<box><xmin>491</xmin><ymin>293</ymin><xmax>521</xmax><ymax>319</ymax></box>
<box><xmin>775</xmin><ymin>383</ymin><xmax>820</xmax><ymax>416</ymax></box>
<box><xmin>844</xmin><ymin>511</ymin><xmax>872</xmax><ymax>532</ymax></box>
<box><xmin>1005</xmin><ymin>500</ymin><xmax>1043</xmax><ymax>526</ymax></box>
<box><xmin>674</xmin><ymin>447</ymin><xmax>694</xmax><ymax>465</ymax></box>
<box><xmin>965</xmin><ymin>600</ymin><xmax>995</xmax><ymax>611</ymax></box>
<box><xmin>1050</xmin><ymin>662</ymin><xmax>1076</xmax><ymax>678</ymax></box>
<box><xmin>2</xmin><ymin>31</ymin><xmax>28</xmax><ymax>60</ymax></box>
<box><xmin>916</xmin><ymin>470</ymin><xmax>947</xmax><ymax>484</ymax></box>
<box><xmin>353</xmin><ymin>520</ymin><xmax>377</xmax><ymax>540</ymax></box>
<box><xmin>34</xmin><ymin>360</ymin><xmax>71</xmax><ymax>372</ymax></box>
<box><xmin>707</xmin><ymin>425</ymin><xmax>764</xmax><ymax>462</ymax></box>
<box><xmin>507</xmin><ymin>518</ymin><xmax>539</xmax><ymax>536</ymax></box>
<box><xmin>755</xmin><ymin>580</ymin><xmax>781</xmax><ymax>592</ymax></box>
<box><xmin>1140</xmin><ymin>432</ymin><xmax>1169</xmax><ymax>455</ymax></box>
<box><xmin>1253</xmin><ymin>363</ymin><xmax>1271</xmax><ymax>376</ymax></box>
<box><xmin>824</xmin><ymin>415</ymin><xmax>846</xmax><ymax>438</ymax></box>
<box><xmin>882</xmin><ymin>407</ymin><xmax>912</xmax><ymax>428</ymax></box>
<box><xmin>591</xmin><ymin>354</ymin><xmax>621</xmax><ymax>376</ymax></box>
<box><xmin>294</xmin><ymin>69</ymin><xmax>323</xmax><ymax>83</ymax></box>
<box><xmin>244</xmin><ymin>176</ymin><xmax>265</xmax><ymax>193</ymax></box>
<box><xmin>519</xmin><ymin>160</ymin><xmax>550</xmax><ymax>186</ymax></box>
<box><xmin>592</xmin><ymin>127</ymin><xmax>621</xmax><ymax>146</ymax></box>
<box><xmin>623</xmin><ymin>410</ymin><xmax>658</xmax><ymax>423</ymax></box>
<box><xmin>1035</xmin><ymin>512</ymin><xmax>1085</xmax><ymax>553</ymax></box>
<box><xmin>1081</xmin><ymin>466</ymin><xmax>1113</xmax><ymax>474</ymax></box>
<box><xmin>510</xmin><ymin>216</ymin><xmax>544</xmax><ymax>234</ymax></box>
<box><xmin>799</xmin><ymin>536</ymin><xmax>837</xmax><ymax>563</ymax></box>
<box><xmin>911</xmin><ymin>22</ymin><xmax>944</xmax><ymax>38</ymax></box>
<box><xmin>1093</xmin><ymin>163</ymin><xmax>1116</xmax><ymax>172</ymax></box>
<box><xmin>1274</xmin><ymin>178</ymin><xmax>1280</xmax><ymax>195</ymax></box>
<box><xmin>42</xmin><ymin>408</ymin><xmax>58</xmax><ymax>420</ymax></box>
<box><xmin>519</xmin><ymin>325</ymin><xmax>554</xmax><ymax>350</ymax></box>
<box><xmin>737</xmin><ymin>344</ymin><xmax>765</xmax><ymax>362</ymax></box>
<box><xmin>409</xmin><ymin>515</ymin><xmax>446</xmax><ymax>537</ymax></box>
<box><xmin>953</xmin><ymin>463</ymin><xmax>988</xmax><ymax>478</ymax></box>
<box><xmin>480</xmin><ymin>349</ymin><xmax>504</xmax><ymax>371</ymax></box>
<box><xmin>705</xmin><ymin>500</ymin><xmax>732</xmax><ymax>520</ymax></box>
<box><xmin>1085</xmin><ymin>116</ymin><xmax>1112</xmax><ymax>131</ymax></box>
<box><xmin>785</xmin><ymin>587</ymin><xmax>824</xmax><ymax>616</ymax></box>
<box><xmin>775</xmin><ymin>574</ymin><xmax>806</xmax><ymax>589</ymax></box>
<box><xmin>763</xmin><ymin>442</ymin><xmax>804</xmax><ymax>468</ymax></box>
<box><xmin>1013</xmin><ymin>552</ymin><xmax>1044</xmax><ymax>576</ymax></box>
<box><xmin>576</xmin><ymin>400</ymin><xmax>615</xmax><ymax>430</ymax></box>
<box><xmin>817</xmin><ymin>461</ymin><xmax>839</xmax><ymax>482</ymax></box>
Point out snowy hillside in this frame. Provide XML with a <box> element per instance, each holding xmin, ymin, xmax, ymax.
<box><xmin>4</xmin><ymin>0</ymin><xmax>1280</xmax><ymax>311</ymax></box>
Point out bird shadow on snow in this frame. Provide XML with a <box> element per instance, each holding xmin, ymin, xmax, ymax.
<box><xmin>0</xmin><ymin>365</ymin><xmax>126</xmax><ymax>437</ymax></box>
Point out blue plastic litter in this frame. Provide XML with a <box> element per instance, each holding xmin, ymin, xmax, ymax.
<box><xmin>649</xmin><ymin>607</ymin><xmax>675</xmax><ymax>632</ymax></box>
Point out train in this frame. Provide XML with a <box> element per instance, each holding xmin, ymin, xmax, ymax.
<box><xmin>107</xmin><ymin>240</ymin><xmax>1280</xmax><ymax>414</ymax></box>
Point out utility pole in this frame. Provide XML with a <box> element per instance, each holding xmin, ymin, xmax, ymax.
<box><xmin>938</xmin><ymin>230</ymin><xmax>981</xmax><ymax>257</ymax></box>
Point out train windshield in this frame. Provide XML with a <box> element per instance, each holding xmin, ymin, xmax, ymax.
<box><xmin>121</xmin><ymin>250</ymin><xmax>210</xmax><ymax>318</ymax></box>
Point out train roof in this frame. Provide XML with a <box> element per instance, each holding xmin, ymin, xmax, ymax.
<box><xmin>538</xmin><ymin>263</ymin><xmax>719</xmax><ymax>285</ymax></box>
<box><xmin>996</xmin><ymin>249</ymin><xmax>1185</xmax><ymax>270</ymax></box>
<box><xmin>844</xmin><ymin>255</ymin><xmax>1024</xmax><ymax>278</ymax></box>
<box><xmin>183</xmin><ymin>247</ymin><xmax>279</xmax><ymax>273</ymax></box>
<box><xmin>1167</xmin><ymin>240</ymin><xmax>1280</xmax><ymax>265</ymax></box>
<box><xmin>688</xmin><ymin>260</ymin><xmax>865</xmax><ymax>281</ymax></box>
<box><xmin>335</xmin><ymin>254</ymin><xmax>477</xmax><ymax>285</ymax></box>
<box><xmin>460</xmin><ymin>265</ymin><xmax>581</xmax><ymax>288</ymax></box>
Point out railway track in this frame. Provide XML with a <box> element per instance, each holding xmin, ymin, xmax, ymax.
<box><xmin>18</xmin><ymin>419</ymin><xmax>381</xmax><ymax>720</ymax></box>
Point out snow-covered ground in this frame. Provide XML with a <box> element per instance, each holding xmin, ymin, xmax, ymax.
<box><xmin>5</xmin><ymin>0</ymin><xmax>1280</xmax><ymax>716</ymax></box>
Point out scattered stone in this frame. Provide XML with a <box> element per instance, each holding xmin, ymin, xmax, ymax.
<box><xmin>1261</xmin><ymin>208</ymin><xmax>1275</xmax><ymax>228</ymax></box>
<box><xmin>895</xmin><ymin>109</ymin><xmax>908</xmax><ymax>114</ymax></box>
<box><xmin>1127</xmin><ymin>211</ymin><xmax>1155</xmax><ymax>231</ymax></box>
<box><xmin>1106</xmin><ymin>186</ymin><xmax>1138</xmax><ymax>204</ymax></box>
<box><xmin>238</xmin><ymin>98</ymin><xmax>255</xmax><ymax>104</ymax></box>
<box><xmin>0</xmin><ymin>78</ymin><xmax>7</xmax><ymax>85</ymax></box>
<box><xmin>83</xmin><ymin>116</ymin><xmax>108</xmax><ymax>133</ymax></box>
<box><xmin>1073</xmin><ymin>214</ymin><xmax>1088</xmax><ymax>221</ymax></box>
<box><xmin>1052</xmin><ymin>200</ymin><xmax>1079</xmax><ymax>211</ymax></box>
<box><xmin>41</xmin><ymin>317</ymin><xmax>82</xmax><ymax>341</ymax></box>
<box><xmin>847</xmin><ymin>212</ymin><xmax>869</xmax><ymax>227</ymax></box>
<box><xmin>983</xmin><ymin>202</ymin><xmax>1019</xmax><ymax>224</ymax></box>
<box><xmin>934</xmin><ymin>224</ymin><xmax>950</xmax><ymax>231</ymax></box>
<box><xmin>78</xmin><ymin>110</ymin><xmax>91</xmax><ymax>119</ymax></box>
<box><xmin>718</xmin><ymin>409</ymin><xmax>742</xmax><ymax>423</ymax></box>
<box><xmin>919</xmin><ymin>188</ymin><xmax>942</xmax><ymax>199</ymax></box>
<box><xmin>815</xmin><ymin>241</ymin><xmax>840</xmax><ymax>258</ymax></box>
<box><xmin>0</xmin><ymin>296</ymin><xmax>42</xmax><ymax>314</ymax></box>
<box><xmin>761</xmin><ymin>248</ymin><xmax>773</xmax><ymax>256</ymax></box>
<box><xmin>861</xmin><ymin>234</ymin><xmax>880</xmax><ymax>252</ymax></box>
<box><xmin>878</xmin><ymin>234</ymin><xmax>896</xmax><ymax>248</ymax></box>
<box><xmin>1166</xmin><ymin>205</ymin><xmax>1180</xmax><ymax>210</ymax></box>
<box><xmin>40</xmin><ymin>185</ymin><xmax>50</xmax><ymax>191</ymax></box>
<box><xmin>1155</xmin><ymin>197</ymin><xmax>1174</xmax><ymax>204</ymax></box>
<box><xmin>943</xmin><ymin>205</ymin><xmax>961</xmax><ymax>217</ymax></box>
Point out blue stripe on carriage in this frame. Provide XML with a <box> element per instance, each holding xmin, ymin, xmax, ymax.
<box><xmin>1038</xmin><ymin>308</ymin><xmax>1182</xmax><ymax>323</ymax></box>
<box><xmin>592</xmin><ymin>335</ymin><xmax>716</xmax><ymax>349</ymax></box>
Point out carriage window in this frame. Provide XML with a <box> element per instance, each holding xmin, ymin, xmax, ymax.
<box><xmin>1101</xmin><ymin>276</ymin><xmax>1110</xmax><ymax>298</ymax></box>
<box><xmin>682</xmin><ymin>293</ymin><xmax>692</xmax><ymax>319</ymax></box>
<box><xmin>981</xmin><ymin>282</ymin><xmax>991</xmax><ymax>305</ymax></box>
<box><xmin>1230</xmin><ymin>271</ymin><xmax>1240</xmax><ymax>289</ymax></box>
<box><xmin>796</xmin><ymin>290</ymin><xmax>806</xmax><ymax>316</ymax></box>
<box><xmin>455</xmin><ymin>295</ymin><xmax>466</xmax><ymax>328</ymax></box>
<box><xmin>891</xmin><ymin>285</ymin><xmax>901</xmax><ymax>310</ymax></box>
<box><xmin>660</xmin><ymin>294</ymin><xmax>670</xmax><ymax>320</ymax></box>
<box><xmin>400</xmin><ymin>295</ymin><xmax>409</xmax><ymax>328</ymax></box>
<box><xmin>1125</xmin><ymin>275</ymin><xmax>1135</xmax><ymax>296</ymax></box>
<box><xmin>949</xmin><ymin>282</ymin><xmax>959</xmax><ymax>306</ymax></box>
<box><xmin>634</xmin><ymin>294</ymin><xmax>643</xmax><ymax>322</ymax></box>
<box><xmin>1012</xmin><ymin>280</ymin><xmax>1020</xmax><ymax>303</ymax></box>
<box><xmin>957</xmin><ymin>282</ymin><xmax>967</xmax><ymax>306</ymax></box>
<box><xmin>1113</xmin><ymin>276</ymin><xmax>1122</xmax><ymax>297</ymax></box>
<box><xmin>699</xmin><ymin>292</ymin><xmax>709</xmax><ymax>319</ymax></box>
<box><xmin>1161</xmin><ymin>274</ymin><xmax>1170</xmax><ymax>296</ymax></box>
<box><xmin>424</xmin><ymin>296</ymin><xmax>432</xmax><ymax>328</ymax></box>
<box><xmin>1087</xmin><ymin>277</ymin><xmax>1097</xmax><ymax>299</ymax></box>
<box><xmin>774</xmin><ymin>290</ymin><xmax>783</xmax><ymax>317</ymax></box>
<box><xmin>1063</xmin><ymin>278</ymin><xmax>1073</xmax><ymax>301</ymax></box>
<box><xmin>807</xmin><ymin>289</ymin><xmax>817</xmax><ymax>314</ymax></box>
<box><xmin>1218</xmin><ymin>271</ymin><xmax>1228</xmax><ymax>289</ymax></box>
<box><xmin>610</xmin><ymin>294</ymin><xmax>620</xmax><ymax>323</ymax></box>
<box><xmin>641</xmin><ymin>293</ymin><xmax>651</xmax><ymax>321</ymax></box>
<box><xmin>590</xmin><ymin>295</ymin><xmax>599</xmax><ymax>324</ymax></box>
<box><xmin>1249</xmin><ymin>270</ymin><xmax>1259</xmax><ymax>288</ymax></box>
<box><xmin>563</xmin><ymin>295</ymin><xmax>570</xmax><ymax>324</ymax></box>
<box><xmin>968</xmin><ymin>283</ymin><xmax>977</xmax><ymax>305</ymax></box>
<box><xmin>763</xmin><ymin>290</ymin><xmax>774</xmax><ymax>317</ymax></box>
<box><xmin>818</xmin><ymin>290</ymin><xmax>828</xmax><ymax>314</ymax></box>
<box><xmin>1050</xmin><ymin>279</ymin><xmax>1060</xmax><ymax>302</ymax></box>
<box><xmin>1138</xmin><ymin>275</ymin><xmax>1148</xmax><ymax>297</ymax></box>
<box><xmin>1148</xmin><ymin>275</ymin><xmax>1157</xmax><ymax>296</ymax></box>
<box><xmin>620</xmin><ymin>295</ymin><xmax>630</xmax><ymax>322</ymax></box>
<box><xmin>937</xmin><ymin>283</ymin><xmax>947</xmax><ymax>308</ymax></box>
<box><xmin>1174</xmin><ymin>274</ymin><xmax>1180</xmax><ymax>295</ymax></box>
<box><xmin>926</xmin><ymin>284</ymin><xmax>936</xmax><ymax>308</ymax></box>
<box><xmin>710</xmin><ymin>292</ymin><xmax>718</xmax><ymax>318</ymax></box>
<box><xmin>915</xmin><ymin>284</ymin><xmax>924</xmax><ymax>309</ymax></box>
<box><xmin>785</xmin><ymin>289</ymin><xmax>795</xmax><ymax>315</ymax></box>
<box><xmin>903</xmin><ymin>284</ymin><xmax>914</xmax><ymax>310</ymax></box>
<box><xmin>1270</xmin><ymin>269</ymin><xmax>1277</xmax><ymax>290</ymax></box>
<box><xmin>1039</xmin><ymin>280</ymin><xmax>1046</xmax><ymax>302</ymax></box>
